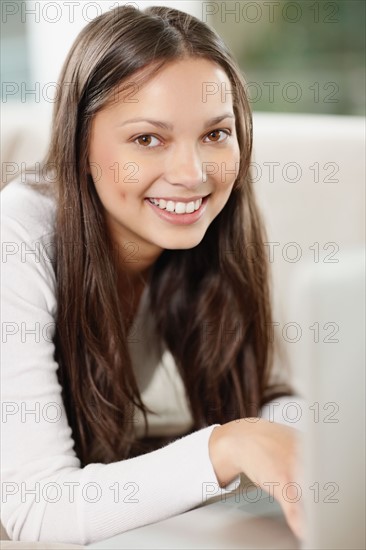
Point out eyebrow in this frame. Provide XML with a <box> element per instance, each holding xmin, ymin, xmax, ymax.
<box><xmin>118</xmin><ymin>113</ymin><xmax>235</xmax><ymax>130</ymax></box>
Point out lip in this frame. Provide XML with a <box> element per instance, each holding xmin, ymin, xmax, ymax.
<box><xmin>145</xmin><ymin>195</ymin><xmax>208</xmax><ymax>203</ymax></box>
<box><xmin>145</xmin><ymin>195</ymin><xmax>209</xmax><ymax>226</ymax></box>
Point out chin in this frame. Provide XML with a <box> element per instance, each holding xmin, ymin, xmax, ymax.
<box><xmin>157</xmin><ymin>233</ymin><xmax>206</xmax><ymax>251</ymax></box>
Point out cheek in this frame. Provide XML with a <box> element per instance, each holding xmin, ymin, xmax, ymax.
<box><xmin>89</xmin><ymin>127</ymin><xmax>123</xmax><ymax>179</ymax></box>
<box><xmin>216</xmin><ymin>151</ymin><xmax>240</xmax><ymax>190</ymax></box>
<box><xmin>89</xmin><ymin>147</ymin><xmax>115</xmax><ymax>186</ymax></box>
<box><xmin>133</xmin><ymin>157</ymin><xmax>162</xmax><ymax>180</ymax></box>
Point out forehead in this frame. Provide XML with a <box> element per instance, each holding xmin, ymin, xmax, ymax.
<box><xmin>103</xmin><ymin>58</ymin><xmax>234</xmax><ymax>122</ymax></box>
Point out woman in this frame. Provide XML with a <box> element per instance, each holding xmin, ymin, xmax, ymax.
<box><xmin>1</xmin><ymin>4</ymin><xmax>304</xmax><ymax>544</ymax></box>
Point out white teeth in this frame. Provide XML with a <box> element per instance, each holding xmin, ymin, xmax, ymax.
<box><xmin>174</xmin><ymin>202</ymin><xmax>184</xmax><ymax>214</ymax></box>
<box><xmin>148</xmin><ymin>197</ymin><xmax>203</xmax><ymax>214</ymax></box>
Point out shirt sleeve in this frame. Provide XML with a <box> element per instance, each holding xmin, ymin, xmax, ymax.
<box><xmin>0</xmin><ymin>214</ymin><xmax>237</xmax><ymax>546</ymax></box>
<box><xmin>1</xmin><ymin>182</ymin><xmax>305</xmax><ymax>545</ymax></box>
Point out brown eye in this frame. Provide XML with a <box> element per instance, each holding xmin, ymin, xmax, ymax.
<box><xmin>204</xmin><ymin>129</ymin><xmax>230</xmax><ymax>143</ymax></box>
<box><xmin>136</xmin><ymin>135</ymin><xmax>152</xmax><ymax>146</ymax></box>
<box><xmin>134</xmin><ymin>134</ymin><xmax>161</xmax><ymax>148</ymax></box>
<box><xmin>207</xmin><ymin>130</ymin><xmax>221</xmax><ymax>142</ymax></box>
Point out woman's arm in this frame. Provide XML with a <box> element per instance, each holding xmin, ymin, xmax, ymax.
<box><xmin>0</xmin><ymin>184</ymin><xmax>236</xmax><ymax>545</ymax></box>
<box><xmin>1</xmin><ymin>181</ymin><xmax>304</xmax><ymax>545</ymax></box>
<box><xmin>208</xmin><ymin>417</ymin><xmax>304</xmax><ymax>539</ymax></box>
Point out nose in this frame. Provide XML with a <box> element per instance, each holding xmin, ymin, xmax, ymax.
<box><xmin>164</xmin><ymin>142</ymin><xmax>204</xmax><ymax>190</ymax></box>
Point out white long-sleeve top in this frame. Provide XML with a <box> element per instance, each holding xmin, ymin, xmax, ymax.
<box><xmin>0</xmin><ymin>178</ymin><xmax>305</xmax><ymax>545</ymax></box>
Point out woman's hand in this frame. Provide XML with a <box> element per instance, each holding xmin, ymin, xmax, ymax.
<box><xmin>208</xmin><ymin>418</ymin><xmax>304</xmax><ymax>539</ymax></box>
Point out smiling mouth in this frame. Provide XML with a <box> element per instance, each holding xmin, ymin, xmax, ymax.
<box><xmin>146</xmin><ymin>196</ymin><xmax>206</xmax><ymax>214</ymax></box>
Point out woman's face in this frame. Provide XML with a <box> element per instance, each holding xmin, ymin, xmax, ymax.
<box><xmin>89</xmin><ymin>57</ymin><xmax>240</xmax><ymax>273</ymax></box>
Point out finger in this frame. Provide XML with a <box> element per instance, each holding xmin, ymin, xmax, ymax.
<box><xmin>282</xmin><ymin>500</ymin><xmax>304</xmax><ymax>540</ymax></box>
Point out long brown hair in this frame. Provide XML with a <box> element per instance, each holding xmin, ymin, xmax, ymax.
<box><xmin>24</xmin><ymin>5</ymin><xmax>294</xmax><ymax>466</ymax></box>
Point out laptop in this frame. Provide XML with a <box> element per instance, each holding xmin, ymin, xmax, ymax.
<box><xmin>88</xmin><ymin>246</ymin><xmax>365</xmax><ymax>550</ymax></box>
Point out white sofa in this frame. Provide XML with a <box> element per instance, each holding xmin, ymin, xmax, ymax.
<box><xmin>1</xmin><ymin>104</ymin><xmax>364</xmax><ymax>547</ymax></box>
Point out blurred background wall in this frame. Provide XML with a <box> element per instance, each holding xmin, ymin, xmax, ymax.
<box><xmin>209</xmin><ymin>0</ymin><xmax>365</xmax><ymax>115</ymax></box>
<box><xmin>1</xmin><ymin>0</ymin><xmax>202</xmax><ymax>121</ymax></box>
<box><xmin>1</xmin><ymin>0</ymin><xmax>365</xmax><ymax>115</ymax></box>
